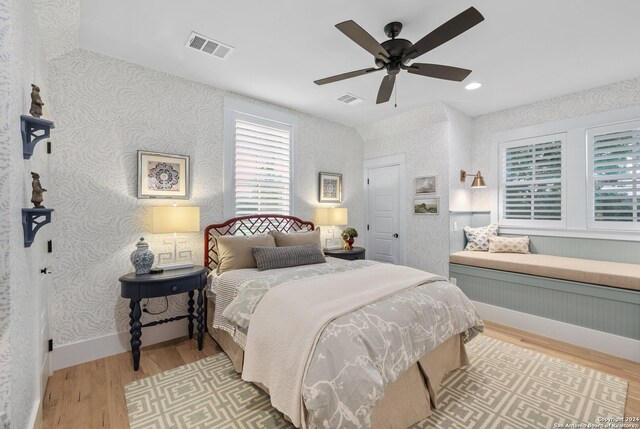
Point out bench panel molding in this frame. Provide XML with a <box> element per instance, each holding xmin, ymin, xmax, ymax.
<box><xmin>450</xmin><ymin>263</ymin><xmax>640</xmax><ymax>341</ymax></box>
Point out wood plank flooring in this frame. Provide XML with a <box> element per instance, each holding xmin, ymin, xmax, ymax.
<box><xmin>42</xmin><ymin>323</ymin><xmax>639</xmax><ymax>428</ymax></box>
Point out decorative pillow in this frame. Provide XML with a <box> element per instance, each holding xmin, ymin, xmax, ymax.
<box><xmin>464</xmin><ymin>224</ymin><xmax>499</xmax><ymax>251</ymax></box>
<box><xmin>489</xmin><ymin>236</ymin><xmax>530</xmax><ymax>254</ymax></box>
<box><xmin>252</xmin><ymin>244</ymin><xmax>326</xmax><ymax>271</ymax></box>
<box><xmin>215</xmin><ymin>234</ymin><xmax>276</xmax><ymax>274</ymax></box>
<box><xmin>269</xmin><ymin>228</ymin><xmax>322</xmax><ymax>250</ymax></box>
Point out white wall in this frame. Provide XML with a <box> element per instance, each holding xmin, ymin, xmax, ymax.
<box><xmin>0</xmin><ymin>0</ymin><xmax>50</xmax><ymax>426</ymax></box>
<box><xmin>47</xmin><ymin>48</ymin><xmax>364</xmax><ymax>355</ymax></box>
<box><xmin>0</xmin><ymin>0</ymin><xmax>11</xmax><ymax>421</ymax></box>
<box><xmin>358</xmin><ymin>104</ymin><xmax>452</xmax><ymax>276</ymax></box>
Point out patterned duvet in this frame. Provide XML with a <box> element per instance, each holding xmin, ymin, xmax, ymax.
<box><xmin>217</xmin><ymin>260</ymin><xmax>484</xmax><ymax>429</ymax></box>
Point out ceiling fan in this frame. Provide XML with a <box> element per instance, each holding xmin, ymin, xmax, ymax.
<box><xmin>314</xmin><ymin>7</ymin><xmax>485</xmax><ymax>104</ymax></box>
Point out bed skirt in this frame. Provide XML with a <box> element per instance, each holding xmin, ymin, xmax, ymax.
<box><xmin>206</xmin><ymin>295</ymin><xmax>469</xmax><ymax>429</ymax></box>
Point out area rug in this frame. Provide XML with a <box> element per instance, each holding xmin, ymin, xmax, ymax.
<box><xmin>125</xmin><ymin>335</ymin><xmax>628</xmax><ymax>429</ymax></box>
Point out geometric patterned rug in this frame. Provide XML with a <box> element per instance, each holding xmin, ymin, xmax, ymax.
<box><xmin>125</xmin><ymin>335</ymin><xmax>628</xmax><ymax>429</ymax></box>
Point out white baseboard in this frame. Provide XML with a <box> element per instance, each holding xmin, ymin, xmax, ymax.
<box><xmin>52</xmin><ymin>319</ymin><xmax>188</xmax><ymax>370</ymax></box>
<box><xmin>473</xmin><ymin>300</ymin><xmax>640</xmax><ymax>363</ymax></box>
<box><xmin>28</xmin><ymin>399</ymin><xmax>40</xmax><ymax>429</ymax></box>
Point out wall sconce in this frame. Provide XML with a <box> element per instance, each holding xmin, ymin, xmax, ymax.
<box><xmin>460</xmin><ymin>170</ymin><xmax>486</xmax><ymax>188</ymax></box>
<box><xmin>151</xmin><ymin>206</ymin><xmax>200</xmax><ymax>270</ymax></box>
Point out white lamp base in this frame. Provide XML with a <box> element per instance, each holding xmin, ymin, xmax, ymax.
<box><xmin>157</xmin><ymin>261</ymin><xmax>194</xmax><ymax>271</ymax></box>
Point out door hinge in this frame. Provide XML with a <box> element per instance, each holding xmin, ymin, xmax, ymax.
<box><xmin>367</xmin><ymin>178</ymin><xmax>369</xmax><ymax>185</ymax></box>
<box><xmin>47</xmin><ymin>240</ymin><xmax>52</xmax><ymax>253</ymax></box>
<box><xmin>367</xmin><ymin>224</ymin><xmax>369</xmax><ymax>230</ymax></box>
<box><xmin>47</xmin><ymin>141</ymin><xmax>51</xmax><ymax>154</ymax></box>
<box><xmin>48</xmin><ymin>339</ymin><xmax>53</xmax><ymax>352</ymax></box>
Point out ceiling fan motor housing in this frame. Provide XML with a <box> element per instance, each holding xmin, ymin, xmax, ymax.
<box><xmin>375</xmin><ymin>37</ymin><xmax>413</xmax><ymax>70</ymax></box>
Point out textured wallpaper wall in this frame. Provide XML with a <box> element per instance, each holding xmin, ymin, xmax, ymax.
<box><xmin>0</xmin><ymin>0</ymin><xmax>11</xmax><ymax>420</ymax></box>
<box><xmin>471</xmin><ymin>77</ymin><xmax>640</xmax><ymax>210</ymax></box>
<box><xmin>358</xmin><ymin>104</ymin><xmax>452</xmax><ymax>277</ymax></box>
<box><xmin>48</xmin><ymin>48</ymin><xmax>364</xmax><ymax>348</ymax></box>
<box><xmin>2</xmin><ymin>0</ymin><xmax>50</xmax><ymax>426</ymax></box>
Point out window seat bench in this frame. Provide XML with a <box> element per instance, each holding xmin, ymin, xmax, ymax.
<box><xmin>449</xmin><ymin>251</ymin><xmax>640</xmax><ymax>292</ymax></box>
<box><xmin>449</xmin><ymin>251</ymin><xmax>640</xmax><ymax>357</ymax></box>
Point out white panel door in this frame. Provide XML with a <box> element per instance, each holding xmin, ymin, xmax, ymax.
<box><xmin>367</xmin><ymin>164</ymin><xmax>401</xmax><ymax>264</ymax></box>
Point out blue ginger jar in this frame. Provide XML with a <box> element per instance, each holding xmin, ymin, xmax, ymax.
<box><xmin>130</xmin><ymin>237</ymin><xmax>154</xmax><ymax>274</ymax></box>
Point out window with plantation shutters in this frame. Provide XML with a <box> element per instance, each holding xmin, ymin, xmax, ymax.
<box><xmin>499</xmin><ymin>134</ymin><xmax>566</xmax><ymax>227</ymax></box>
<box><xmin>587</xmin><ymin>121</ymin><xmax>640</xmax><ymax>230</ymax></box>
<box><xmin>233</xmin><ymin>119</ymin><xmax>292</xmax><ymax>216</ymax></box>
<box><xmin>223</xmin><ymin>99</ymin><xmax>297</xmax><ymax>220</ymax></box>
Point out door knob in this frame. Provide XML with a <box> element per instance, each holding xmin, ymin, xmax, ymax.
<box><xmin>393</xmin><ymin>233</ymin><xmax>399</xmax><ymax>238</ymax></box>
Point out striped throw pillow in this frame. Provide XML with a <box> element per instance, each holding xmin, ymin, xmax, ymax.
<box><xmin>252</xmin><ymin>244</ymin><xmax>326</xmax><ymax>271</ymax></box>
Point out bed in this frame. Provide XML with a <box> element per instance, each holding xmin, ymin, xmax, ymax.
<box><xmin>204</xmin><ymin>215</ymin><xmax>483</xmax><ymax>429</ymax></box>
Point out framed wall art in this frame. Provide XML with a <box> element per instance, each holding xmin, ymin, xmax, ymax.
<box><xmin>318</xmin><ymin>172</ymin><xmax>342</xmax><ymax>203</ymax></box>
<box><xmin>413</xmin><ymin>197</ymin><xmax>439</xmax><ymax>215</ymax></box>
<box><xmin>415</xmin><ymin>176</ymin><xmax>436</xmax><ymax>194</ymax></box>
<box><xmin>137</xmin><ymin>150</ymin><xmax>190</xmax><ymax>199</ymax></box>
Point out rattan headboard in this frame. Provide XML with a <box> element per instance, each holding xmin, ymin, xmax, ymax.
<box><xmin>204</xmin><ymin>215</ymin><xmax>315</xmax><ymax>271</ymax></box>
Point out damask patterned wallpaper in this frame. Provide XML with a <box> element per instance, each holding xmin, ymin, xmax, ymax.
<box><xmin>471</xmin><ymin>77</ymin><xmax>640</xmax><ymax>210</ymax></box>
<box><xmin>358</xmin><ymin>104</ymin><xmax>454</xmax><ymax>277</ymax></box>
<box><xmin>47</xmin><ymin>48</ymin><xmax>364</xmax><ymax>348</ymax></box>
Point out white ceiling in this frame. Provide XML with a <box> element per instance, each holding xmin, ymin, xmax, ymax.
<box><xmin>80</xmin><ymin>0</ymin><xmax>640</xmax><ymax>127</ymax></box>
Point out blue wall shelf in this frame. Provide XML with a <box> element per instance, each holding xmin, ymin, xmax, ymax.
<box><xmin>22</xmin><ymin>208</ymin><xmax>53</xmax><ymax>247</ymax></box>
<box><xmin>21</xmin><ymin>115</ymin><xmax>54</xmax><ymax>159</ymax></box>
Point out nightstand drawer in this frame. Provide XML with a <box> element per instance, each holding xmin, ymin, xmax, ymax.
<box><xmin>139</xmin><ymin>277</ymin><xmax>201</xmax><ymax>298</ymax></box>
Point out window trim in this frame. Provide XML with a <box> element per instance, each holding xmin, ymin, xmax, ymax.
<box><xmin>498</xmin><ymin>133</ymin><xmax>567</xmax><ymax>228</ymax></box>
<box><xmin>223</xmin><ymin>98</ymin><xmax>298</xmax><ymax>219</ymax></box>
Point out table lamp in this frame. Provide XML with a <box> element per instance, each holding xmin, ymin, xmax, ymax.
<box><xmin>313</xmin><ymin>207</ymin><xmax>348</xmax><ymax>250</ymax></box>
<box><xmin>151</xmin><ymin>206</ymin><xmax>200</xmax><ymax>270</ymax></box>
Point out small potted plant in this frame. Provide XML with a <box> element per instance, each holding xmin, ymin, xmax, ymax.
<box><xmin>341</xmin><ymin>227</ymin><xmax>358</xmax><ymax>250</ymax></box>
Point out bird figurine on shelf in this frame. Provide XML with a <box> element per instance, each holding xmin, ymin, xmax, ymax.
<box><xmin>31</xmin><ymin>172</ymin><xmax>47</xmax><ymax>208</ymax></box>
<box><xmin>29</xmin><ymin>84</ymin><xmax>44</xmax><ymax>118</ymax></box>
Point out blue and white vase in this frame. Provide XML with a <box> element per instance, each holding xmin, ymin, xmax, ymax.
<box><xmin>130</xmin><ymin>237</ymin><xmax>154</xmax><ymax>275</ymax></box>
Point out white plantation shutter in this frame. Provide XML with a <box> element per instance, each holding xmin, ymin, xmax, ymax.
<box><xmin>587</xmin><ymin>121</ymin><xmax>640</xmax><ymax>230</ymax></box>
<box><xmin>499</xmin><ymin>134</ymin><xmax>566</xmax><ymax>227</ymax></box>
<box><xmin>234</xmin><ymin>119</ymin><xmax>292</xmax><ymax>216</ymax></box>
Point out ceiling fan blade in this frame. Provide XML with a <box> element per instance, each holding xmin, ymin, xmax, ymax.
<box><xmin>407</xmin><ymin>63</ymin><xmax>472</xmax><ymax>81</ymax></box>
<box><xmin>405</xmin><ymin>7</ymin><xmax>484</xmax><ymax>60</ymax></box>
<box><xmin>376</xmin><ymin>74</ymin><xmax>395</xmax><ymax>104</ymax></box>
<box><xmin>314</xmin><ymin>67</ymin><xmax>382</xmax><ymax>85</ymax></box>
<box><xmin>336</xmin><ymin>20</ymin><xmax>390</xmax><ymax>62</ymax></box>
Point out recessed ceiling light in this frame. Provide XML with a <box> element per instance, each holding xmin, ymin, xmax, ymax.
<box><xmin>465</xmin><ymin>82</ymin><xmax>482</xmax><ymax>90</ymax></box>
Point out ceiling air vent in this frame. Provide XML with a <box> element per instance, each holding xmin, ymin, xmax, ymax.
<box><xmin>337</xmin><ymin>93</ymin><xmax>364</xmax><ymax>105</ymax></box>
<box><xmin>185</xmin><ymin>32</ymin><xmax>234</xmax><ymax>60</ymax></box>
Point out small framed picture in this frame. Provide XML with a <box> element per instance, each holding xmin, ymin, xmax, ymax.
<box><xmin>137</xmin><ymin>151</ymin><xmax>190</xmax><ymax>199</ymax></box>
<box><xmin>318</xmin><ymin>172</ymin><xmax>342</xmax><ymax>203</ymax></box>
<box><xmin>415</xmin><ymin>176</ymin><xmax>436</xmax><ymax>194</ymax></box>
<box><xmin>414</xmin><ymin>197</ymin><xmax>439</xmax><ymax>215</ymax></box>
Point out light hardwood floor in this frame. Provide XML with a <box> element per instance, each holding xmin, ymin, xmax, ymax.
<box><xmin>43</xmin><ymin>323</ymin><xmax>639</xmax><ymax>428</ymax></box>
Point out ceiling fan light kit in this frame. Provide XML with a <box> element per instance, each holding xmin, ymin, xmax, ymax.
<box><xmin>315</xmin><ymin>7</ymin><xmax>485</xmax><ymax>104</ymax></box>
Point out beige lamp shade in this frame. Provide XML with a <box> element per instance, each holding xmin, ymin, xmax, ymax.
<box><xmin>314</xmin><ymin>207</ymin><xmax>348</xmax><ymax>226</ymax></box>
<box><xmin>151</xmin><ymin>206</ymin><xmax>200</xmax><ymax>233</ymax></box>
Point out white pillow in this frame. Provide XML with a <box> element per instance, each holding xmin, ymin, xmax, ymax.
<box><xmin>489</xmin><ymin>236</ymin><xmax>530</xmax><ymax>254</ymax></box>
<box><xmin>464</xmin><ymin>224</ymin><xmax>499</xmax><ymax>251</ymax></box>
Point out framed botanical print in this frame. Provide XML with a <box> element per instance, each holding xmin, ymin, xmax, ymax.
<box><xmin>318</xmin><ymin>172</ymin><xmax>342</xmax><ymax>203</ymax></box>
<box><xmin>137</xmin><ymin>151</ymin><xmax>190</xmax><ymax>199</ymax></box>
